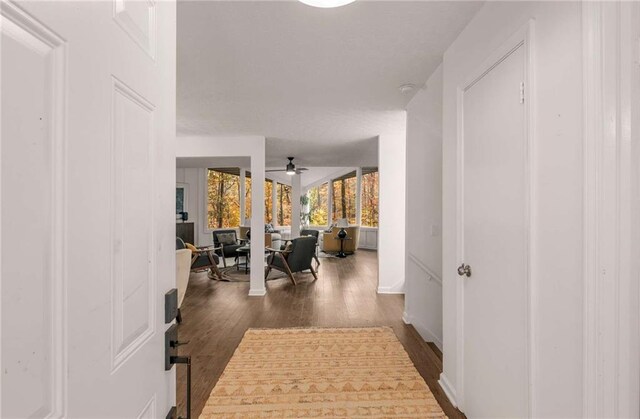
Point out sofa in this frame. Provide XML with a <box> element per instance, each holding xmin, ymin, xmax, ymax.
<box><xmin>239</xmin><ymin>226</ymin><xmax>283</xmax><ymax>249</ymax></box>
<box><xmin>322</xmin><ymin>226</ymin><xmax>360</xmax><ymax>254</ymax></box>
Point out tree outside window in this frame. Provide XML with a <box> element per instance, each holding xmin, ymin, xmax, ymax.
<box><xmin>207</xmin><ymin>169</ymin><xmax>241</xmax><ymax>228</ymax></box>
<box><xmin>276</xmin><ymin>182</ymin><xmax>292</xmax><ymax>226</ymax></box>
<box><xmin>331</xmin><ymin>172</ymin><xmax>357</xmax><ymax>225</ymax></box>
<box><xmin>361</xmin><ymin>169</ymin><xmax>379</xmax><ymax>227</ymax></box>
<box><xmin>307</xmin><ymin>182</ymin><xmax>329</xmax><ymax>226</ymax></box>
<box><xmin>245</xmin><ymin>174</ymin><xmax>251</xmax><ymax>220</ymax></box>
<box><xmin>264</xmin><ymin>179</ymin><xmax>273</xmax><ymax>223</ymax></box>
<box><xmin>208</xmin><ymin>169</ymin><xmax>275</xmax><ymax>228</ymax></box>
<box><xmin>243</xmin><ymin>173</ymin><xmax>274</xmax><ymax>224</ymax></box>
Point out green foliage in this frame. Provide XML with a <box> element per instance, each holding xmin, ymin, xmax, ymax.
<box><xmin>308</xmin><ymin>182</ymin><xmax>328</xmax><ymax>226</ymax></box>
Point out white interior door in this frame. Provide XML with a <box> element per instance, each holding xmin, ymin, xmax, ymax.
<box><xmin>1</xmin><ymin>0</ymin><xmax>176</xmax><ymax>417</ymax></box>
<box><xmin>460</xmin><ymin>44</ymin><xmax>528</xmax><ymax>417</ymax></box>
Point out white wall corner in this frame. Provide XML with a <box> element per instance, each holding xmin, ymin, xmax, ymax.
<box><xmin>438</xmin><ymin>373</ymin><xmax>458</xmax><ymax>408</ymax></box>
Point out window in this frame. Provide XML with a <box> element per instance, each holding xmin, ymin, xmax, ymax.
<box><xmin>243</xmin><ymin>172</ymin><xmax>273</xmax><ymax>224</ymax></box>
<box><xmin>264</xmin><ymin>179</ymin><xmax>273</xmax><ymax>223</ymax></box>
<box><xmin>361</xmin><ymin>168</ymin><xmax>379</xmax><ymax>227</ymax></box>
<box><xmin>276</xmin><ymin>182</ymin><xmax>292</xmax><ymax>226</ymax></box>
<box><xmin>332</xmin><ymin>171</ymin><xmax>357</xmax><ymax>225</ymax></box>
<box><xmin>307</xmin><ymin>182</ymin><xmax>329</xmax><ymax>226</ymax></box>
<box><xmin>207</xmin><ymin>168</ymin><xmax>241</xmax><ymax>229</ymax></box>
<box><xmin>244</xmin><ymin>174</ymin><xmax>252</xmax><ymax>220</ymax></box>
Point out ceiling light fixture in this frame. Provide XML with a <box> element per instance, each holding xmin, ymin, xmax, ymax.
<box><xmin>298</xmin><ymin>0</ymin><xmax>356</xmax><ymax>8</ymax></box>
<box><xmin>285</xmin><ymin>157</ymin><xmax>296</xmax><ymax>175</ymax></box>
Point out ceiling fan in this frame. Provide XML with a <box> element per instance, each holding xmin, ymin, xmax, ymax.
<box><xmin>266</xmin><ymin>157</ymin><xmax>309</xmax><ymax>175</ymax></box>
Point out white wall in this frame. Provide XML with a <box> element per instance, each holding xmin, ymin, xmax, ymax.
<box><xmin>403</xmin><ymin>65</ymin><xmax>443</xmax><ymax>349</ymax></box>
<box><xmin>176</xmin><ymin>135</ymin><xmax>267</xmax><ymax>296</ymax></box>
<box><xmin>377</xmin><ymin>113</ymin><xmax>407</xmax><ymax>294</ymax></box>
<box><xmin>441</xmin><ymin>1</ymin><xmax>639</xmax><ymax>417</ymax></box>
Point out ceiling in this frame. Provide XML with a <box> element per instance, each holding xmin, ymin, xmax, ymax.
<box><xmin>177</xmin><ymin>0</ymin><xmax>483</xmax><ymax>167</ymax></box>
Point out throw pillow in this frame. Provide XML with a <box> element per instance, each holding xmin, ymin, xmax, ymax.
<box><xmin>185</xmin><ymin>243</ymin><xmax>198</xmax><ymax>254</ymax></box>
<box><xmin>217</xmin><ymin>233</ymin><xmax>236</xmax><ymax>245</ymax></box>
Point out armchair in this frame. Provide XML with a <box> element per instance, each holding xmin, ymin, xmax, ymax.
<box><xmin>212</xmin><ymin>229</ymin><xmax>242</xmax><ymax>267</ymax></box>
<box><xmin>300</xmin><ymin>229</ymin><xmax>321</xmax><ymax>267</ymax></box>
<box><xmin>176</xmin><ymin>237</ymin><xmax>225</xmax><ymax>279</ymax></box>
<box><xmin>265</xmin><ymin>236</ymin><xmax>318</xmax><ymax>285</ymax></box>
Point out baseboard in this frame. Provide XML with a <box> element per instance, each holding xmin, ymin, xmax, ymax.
<box><xmin>402</xmin><ymin>312</ymin><xmax>411</xmax><ymax>324</ymax></box>
<box><xmin>438</xmin><ymin>373</ymin><xmax>458</xmax><ymax>408</ymax></box>
<box><xmin>411</xmin><ymin>321</ymin><xmax>443</xmax><ymax>352</ymax></box>
<box><xmin>248</xmin><ymin>288</ymin><xmax>266</xmax><ymax>297</ymax></box>
<box><xmin>377</xmin><ymin>279</ymin><xmax>405</xmax><ymax>294</ymax></box>
<box><xmin>377</xmin><ymin>287</ymin><xmax>404</xmax><ymax>294</ymax></box>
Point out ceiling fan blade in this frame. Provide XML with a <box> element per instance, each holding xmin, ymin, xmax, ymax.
<box><xmin>297</xmin><ymin>168</ymin><xmax>309</xmax><ymax>171</ymax></box>
<box><xmin>265</xmin><ymin>169</ymin><xmax>285</xmax><ymax>172</ymax></box>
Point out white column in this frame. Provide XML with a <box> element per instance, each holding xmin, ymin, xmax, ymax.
<box><xmin>239</xmin><ymin>168</ymin><xmax>246</xmax><ymax>225</ymax></box>
<box><xmin>327</xmin><ymin>180</ymin><xmax>334</xmax><ymax>226</ymax></box>
<box><xmin>249</xmin><ymin>155</ymin><xmax>266</xmax><ymax>296</ymax></box>
<box><xmin>291</xmin><ymin>174</ymin><xmax>302</xmax><ymax>237</ymax></box>
<box><xmin>271</xmin><ymin>179</ymin><xmax>278</xmax><ymax>226</ymax></box>
<box><xmin>356</xmin><ymin>167</ymin><xmax>363</xmax><ymax>226</ymax></box>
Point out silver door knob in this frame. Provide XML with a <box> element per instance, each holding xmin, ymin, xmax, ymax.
<box><xmin>457</xmin><ymin>263</ymin><xmax>471</xmax><ymax>277</ymax></box>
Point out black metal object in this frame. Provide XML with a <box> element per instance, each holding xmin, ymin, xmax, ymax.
<box><xmin>165</xmin><ymin>406</ymin><xmax>177</xmax><ymax>419</ymax></box>
<box><xmin>171</xmin><ymin>355</ymin><xmax>191</xmax><ymax>419</ymax></box>
<box><xmin>165</xmin><ymin>289</ymin><xmax>178</xmax><ymax>324</ymax></box>
<box><xmin>336</xmin><ymin>229</ymin><xmax>348</xmax><ymax>258</ymax></box>
<box><xmin>165</xmin><ymin>324</ymin><xmax>192</xmax><ymax>419</ymax></box>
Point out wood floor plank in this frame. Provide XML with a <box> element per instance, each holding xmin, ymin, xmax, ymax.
<box><xmin>176</xmin><ymin>250</ymin><xmax>465</xmax><ymax>418</ymax></box>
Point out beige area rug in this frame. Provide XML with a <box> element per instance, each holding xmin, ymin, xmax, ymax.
<box><xmin>200</xmin><ymin>327</ymin><xmax>447</xmax><ymax>418</ymax></box>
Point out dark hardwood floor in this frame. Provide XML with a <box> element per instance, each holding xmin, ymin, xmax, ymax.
<box><xmin>176</xmin><ymin>250</ymin><xmax>464</xmax><ymax>418</ymax></box>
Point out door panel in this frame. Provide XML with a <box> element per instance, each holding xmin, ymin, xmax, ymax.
<box><xmin>462</xmin><ymin>45</ymin><xmax>527</xmax><ymax>417</ymax></box>
<box><xmin>1</xmin><ymin>0</ymin><xmax>176</xmax><ymax>417</ymax></box>
<box><xmin>1</xmin><ymin>6</ymin><xmax>66</xmax><ymax>416</ymax></box>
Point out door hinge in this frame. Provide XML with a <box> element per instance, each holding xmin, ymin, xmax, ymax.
<box><xmin>519</xmin><ymin>82</ymin><xmax>525</xmax><ymax>104</ymax></box>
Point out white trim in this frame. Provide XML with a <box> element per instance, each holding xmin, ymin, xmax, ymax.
<box><xmin>413</xmin><ymin>322</ymin><xmax>443</xmax><ymax>352</ymax></box>
<box><xmin>248</xmin><ymin>288</ymin><xmax>267</xmax><ymax>297</ymax></box>
<box><xmin>582</xmin><ymin>3</ymin><xmax>639</xmax><ymax>416</ymax></box>
<box><xmin>402</xmin><ymin>312</ymin><xmax>443</xmax><ymax>351</ymax></box>
<box><xmin>0</xmin><ymin>2</ymin><xmax>69</xmax><ymax>416</ymax></box>
<box><xmin>438</xmin><ymin>373</ymin><xmax>458</xmax><ymax>408</ymax></box>
<box><xmin>455</xmin><ymin>21</ymin><xmax>534</xmax><ymax>415</ymax></box>
<box><xmin>377</xmin><ymin>280</ymin><xmax>404</xmax><ymax>294</ymax></box>
<box><xmin>582</xmin><ymin>3</ymin><xmax>603</xmax><ymax>415</ymax></box>
<box><xmin>407</xmin><ymin>252</ymin><xmax>442</xmax><ymax>285</ymax></box>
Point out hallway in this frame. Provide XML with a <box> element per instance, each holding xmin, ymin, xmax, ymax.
<box><xmin>176</xmin><ymin>250</ymin><xmax>461</xmax><ymax>418</ymax></box>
